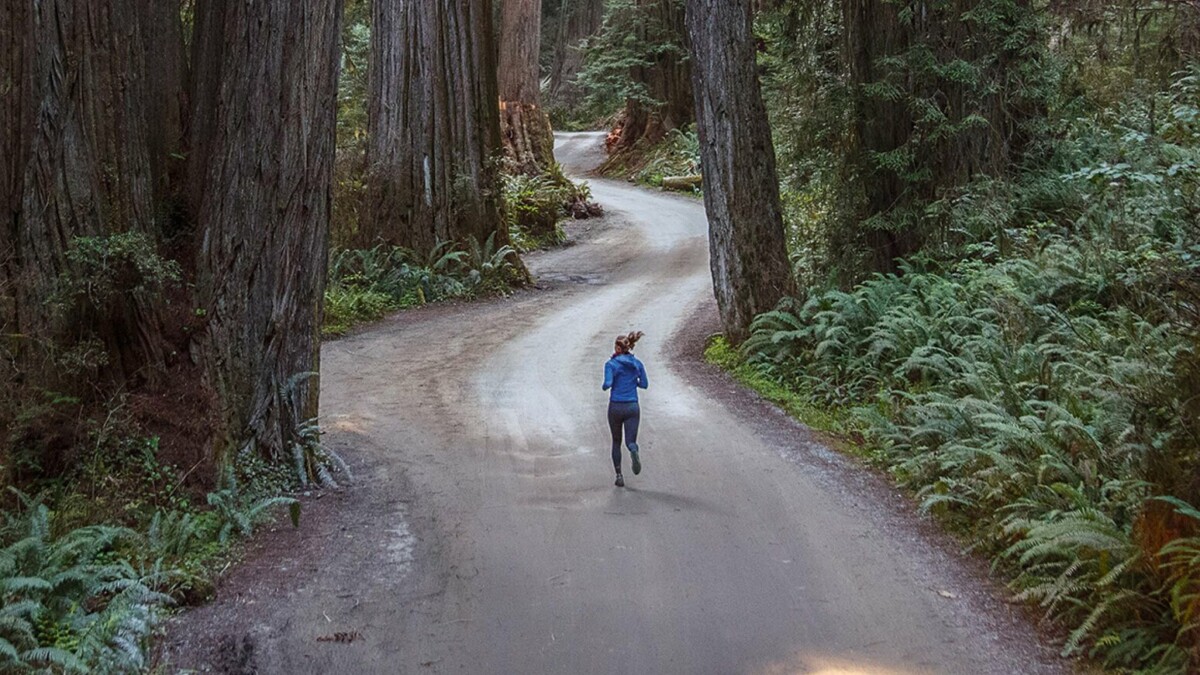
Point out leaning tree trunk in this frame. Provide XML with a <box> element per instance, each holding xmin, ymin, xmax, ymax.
<box><xmin>686</xmin><ymin>0</ymin><xmax>796</xmax><ymax>343</ymax></box>
<box><xmin>607</xmin><ymin>0</ymin><xmax>693</xmax><ymax>158</ymax></box>
<box><xmin>1</xmin><ymin>0</ymin><xmax>166</xmax><ymax>387</ymax></box>
<box><xmin>546</xmin><ymin>0</ymin><xmax>605</xmax><ymax>111</ymax></box>
<box><xmin>188</xmin><ymin>0</ymin><xmax>342</xmax><ymax>467</ymax></box>
<box><xmin>366</xmin><ymin>0</ymin><xmax>509</xmax><ymax>253</ymax></box>
<box><xmin>499</xmin><ymin>0</ymin><xmax>556</xmax><ymax>175</ymax></box>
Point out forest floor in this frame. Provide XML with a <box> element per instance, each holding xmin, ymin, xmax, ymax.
<box><xmin>159</xmin><ymin>133</ymin><xmax>1070</xmax><ymax>674</ymax></box>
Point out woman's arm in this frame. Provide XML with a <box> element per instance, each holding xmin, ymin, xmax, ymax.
<box><xmin>602</xmin><ymin>360</ymin><xmax>614</xmax><ymax>391</ymax></box>
<box><xmin>637</xmin><ymin>360</ymin><xmax>648</xmax><ymax>389</ymax></box>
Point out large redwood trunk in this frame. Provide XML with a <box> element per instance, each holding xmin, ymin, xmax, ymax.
<box><xmin>607</xmin><ymin>0</ymin><xmax>694</xmax><ymax>158</ymax></box>
<box><xmin>188</xmin><ymin>0</ymin><xmax>343</xmax><ymax>465</ymax></box>
<box><xmin>1</xmin><ymin>0</ymin><xmax>165</xmax><ymax>386</ymax></box>
<box><xmin>686</xmin><ymin>0</ymin><xmax>796</xmax><ymax>342</ymax></box>
<box><xmin>546</xmin><ymin>0</ymin><xmax>605</xmax><ymax>111</ymax></box>
<box><xmin>137</xmin><ymin>0</ymin><xmax>188</xmax><ymax>214</ymax></box>
<box><xmin>366</xmin><ymin>0</ymin><xmax>508</xmax><ymax>253</ymax></box>
<box><xmin>498</xmin><ymin>0</ymin><xmax>556</xmax><ymax>174</ymax></box>
<box><xmin>842</xmin><ymin>0</ymin><xmax>1044</xmax><ymax>271</ymax></box>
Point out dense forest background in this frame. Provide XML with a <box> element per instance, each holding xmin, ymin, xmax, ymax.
<box><xmin>1</xmin><ymin>0</ymin><xmax>1198</xmax><ymax>671</ymax></box>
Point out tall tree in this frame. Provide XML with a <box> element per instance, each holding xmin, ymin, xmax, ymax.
<box><xmin>686</xmin><ymin>0</ymin><xmax>795</xmax><ymax>342</ymax></box>
<box><xmin>188</xmin><ymin>0</ymin><xmax>343</xmax><ymax>464</ymax></box>
<box><xmin>1</xmin><ymin>0</ymin><xmax>167</xmax><ymax>387</ymax></box>
<box><xmin>841</xmin><ymin>0</ymin><xmax>1048</xmax><ymax>270</ymax></box>
<box><xmin>546</xmin><ymin>0</ymin><xmax>605</xmax><ymax>115</ymax></box>
<box><xmin>366</xmin><ymin>0</ymin><xmax>508</xmax><ymax>253</ymax></box>
<box><xmin>499</xmin><ymin>0</ymin><xmax>556</xmax><ymax>174</ymax></box>
<box><xmin>136</xmin><ymin>0</ymin><xmax>188</xmax><ymax>213</ymax></box>
<box><xmin>605</xmin><ymin>0</ymin><xmax>693</xmax><ymax>157</ymax></box>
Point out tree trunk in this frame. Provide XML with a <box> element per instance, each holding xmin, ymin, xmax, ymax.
<box><xmin>0</xmin><ymin>2</ymin><xmax>31</xmax><ymax>336</ymax></box>
<box><xmin>1</xmin><ymin>0</ymin><xmax>166</xmax><ymax>386</ymax></box>
<box><xmin>188</xmin><ymin>0</ymin><xmax>342</xmax><ymax>466</ymax></box>
<box><xmin>842</xmin><ymin>0</ymin><xmax>1044</xmax><ymax>271</ymax></box>
<box><xmin>499</xmin><ymin>0</ymin><xmax>556</xmax><ymax>175</ymax></box>
<box><xmin>686</xmin><ymin>0</ymin><xmax>796</xmax><ymax>343</ymax></box>
<box><xmin>547</xmin><ymin>0</ymin><xmax>605</xmax><ymax>110</ymax></box>
<box><xmin>607</xmin><ymin>0</ymin><xmax>693</xmax><ymax>157</ymax></box>
<box><xmin>136</xmin><ymin>0</ymin><xmax>188</xmax><ymax>217</ymax></box>
<box><xmin>366</xmin><ymin>0</ymin><xmax>509</xmax><ymax>254</ymax></box>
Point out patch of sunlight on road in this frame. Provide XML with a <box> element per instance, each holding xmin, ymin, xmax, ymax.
<box><xmin>324</xmin><ymin>413</ymin><xmax>372</xmax><ymax>434</ymax></box>
<box><xmin>754</xmin><ymin>654</ymin><xmax>922</xmax><ymax>675</ymax></box>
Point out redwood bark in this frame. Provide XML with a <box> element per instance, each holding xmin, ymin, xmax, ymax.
<box><xmin>547</xmin><ymin>0</ymin><xmax>605</xmax><ymax>109</ymax></box>
<box><xmin>686</xmin><ymin>0</ymin><xmax>796</xmax><ymax>343</ymax></box>
<box><xmin>608</xmin><ymin>0</ymin><xmax>693</xmax><ymax>156</ymax></box>
<box><xmin>499</xmin><ymin>0</ymin><xmax>556</xmax><ymax>174</ymax></box>
<box><xmin>137</xmin><ymin>0</ymin><xmax>188</xmax><ymax>213</ymax></box>
<box><xmin>188</xmin><ymin>0</ymin><xmax>342</xmax><ymax>464</ymax></box>
<box><xmin>842</xmin><ymin>0</ymin><xmax>1044</xmax><ymax>270</ymax></box>
<box><xmin>366</xmin><ymin>0</ymin><xmax>508</xmax><ymax>253</ymax></box>
<box><xmin>1</xmin><ymin>0</ymin><xmax>165</xmax><ymax>384</ymax></box>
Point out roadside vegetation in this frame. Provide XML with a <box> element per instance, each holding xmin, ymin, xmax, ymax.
<box><xmin>709</xmin><ymin>12</ymin><xmax>1199</xmax><ymax>672</ymax></box>
<box><xmin>555</xmin><ymin>0</ymin><xmax>1200</xmax><ymax>670</ymax></box>
<box><xmin>323</xmin><ymin>236</ymin><xmax>525</xmax><ymax>337</ymax></box>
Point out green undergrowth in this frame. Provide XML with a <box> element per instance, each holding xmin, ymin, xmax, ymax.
<box><xmin>703</xmin><ymin>336</ymin><xmax>853</xmax><ymax>448</ymax></box>
<box><xmin>602</xmin><ymin>127</ymin><xmax>701</xmax><ymax>191</ymax></box>
<box><xmin>0</xmin><ymin>442</ymin><xmax>302</xmax><ymax>673</ymax></box>
<box><xmin>323</xmin><ymin>234</ymin><xmax>523</xmax><ymax>337</ymax></box>
<box><xmin>503</xmin><ymin>165</ymin><xmax>578</xmax><ymax>252</ymax></box>
<box><xmin>729</xmin><ymin>68</ymin><xmax>1200</xmax><ymax>673</ymax></box>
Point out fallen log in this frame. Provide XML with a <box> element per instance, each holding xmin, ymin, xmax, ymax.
<box><xmin>660</xmin><ymin>174</ymin><xmax>703</xmax><ymax>191</ymax></box>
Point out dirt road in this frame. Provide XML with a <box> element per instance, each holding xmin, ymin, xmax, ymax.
<box><xmin>164</xmin><ymin>133</ymin><xmax>1065</xmax><ymax>674</ymax></box>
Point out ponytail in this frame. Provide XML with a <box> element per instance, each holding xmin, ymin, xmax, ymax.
<box><xmin>614</xmin><ymin>330</ymin><xmax>645</xmax><ymax>355</ymax></box>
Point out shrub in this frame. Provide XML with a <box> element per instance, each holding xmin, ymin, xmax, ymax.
<box><xmin>323</xmin><ymin>238</ymin><xmax>524</xmax><ymax>336</ymax></box>
<box><xmin>740</xmin><ymin>67</ymin><xmax>1200</xmax><ymax>670</ymax></box>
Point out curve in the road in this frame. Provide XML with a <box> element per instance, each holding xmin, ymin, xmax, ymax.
<box><xmin>164</xmin><ymin>132</ymin><xmax>1065</xmax><ymax>675</ymax></box>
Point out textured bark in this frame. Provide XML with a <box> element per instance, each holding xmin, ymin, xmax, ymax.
<box><xmin>0</xmin><ymin>2</ymin><xmax>31</xmax><ymax>334</ymax></box>
<box><xmin>499</xmin><ymin>0</ymin><xmax>544</xmax><ymax>104</ymax></box>
<box><xmin>366</xmin><ymin>0</ymin><xmax>508</xmax><ymax>253</ymax></box>
<box><xmin>608</xmin><ymin>0</ymin><xmax>693</xmax><ymax>156</ymax></box>
<box><xmin>136</xmin><ymin>0</ymin><xmax>188</xmax><ymax>213</ymax></box>
<box><xmin>843</xmin><ymin>0</ymin><xmax>1043</xmax><ymax>270</ymax></box>
<box><xmin>547</xmin><ymin>0</ymin><xmax>605</xmax><ymax>109</ymax></box>
<box><xmin>1</xmin><ymin>0</ymin><xmax>165</xmax><ymax>384</ymax></box>
<box><xmin>188</xmin><ymin>0</ymin><xmax>342</xmax><ymax>464</ymax></box>
<box><xmin>499</xmin><ymin>0</ymin><xmax>555</xmax><ymax>174</ymax></box>
<box><xmin>686</xmin><ymin>0</ymin><xmax>796</xmax><ymax>343</ymax></box>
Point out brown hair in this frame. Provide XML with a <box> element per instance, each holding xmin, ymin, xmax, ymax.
<box><xmin>614</xmin><ymin>331</ymin><xmax>645</xmax><ymax>355</ymax></box>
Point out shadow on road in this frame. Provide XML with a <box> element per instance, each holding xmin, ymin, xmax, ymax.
<box><xmin>607</xmin><ymin>486</ymin><xmax>728</xmax><ymax>516</ymax></box>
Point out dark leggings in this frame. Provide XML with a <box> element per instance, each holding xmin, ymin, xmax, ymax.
<box><xmin>607</xmin><ymin>401</ymin><xmax>640</xmax><ymax>472</ymax></box>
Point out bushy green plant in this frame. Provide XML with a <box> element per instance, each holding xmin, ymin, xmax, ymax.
<box><xmin>502</xmin><ymin>173</ymin><xmax>571</xmax><ymax>248</ymax></box>
<box><xmin>620</xmin><ymin>127</ymin><xmax>700</xmax><ymax>187</ymax></box>
<box><xmin>323</xmin><ymin>237</ymin><xmax>524</xmax><ymax>336</ymax></box>
<box><xmin>54</xmin><ymin>232</ymin><xmax>181</xmax><ymax>313</ymax></box>
<box><xmin>740</xmin><ymin>67</ymin><xmax>1200</xmax><ymax>670</ymax></box>
<box><xmin>0</xmin><ymin>492</ymin><xmax>169</xmax><ymax>674</ymax></box>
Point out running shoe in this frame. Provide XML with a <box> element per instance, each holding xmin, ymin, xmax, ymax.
<box><xmin>615</xmin><ymin>474</ymin><xmax>625</xmax><ymax>487</ymax></box>
<box><xmin>631</xmin><ymin>451</ymin><xmax>641</xmax><ymax>475</ymax></box>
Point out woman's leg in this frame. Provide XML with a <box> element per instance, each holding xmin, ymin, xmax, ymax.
<box><xmin>607</xmin><ymin>403</ymin><xmax>624</xmax><ymax>473</ymax></box>
<box><xmin>623</xmin><ymin>403</ymin><xmax>640</xmax><ymax>454</ymax></box>
<box><xmin>624</xmin><ymin>403</ymin><xmax>641</xmax><ymax>474</ymax></box>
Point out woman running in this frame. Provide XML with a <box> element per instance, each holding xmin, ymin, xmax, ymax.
<box><xmin>602</xmin><ymin>331</ymin><xmax>648</xmax><ymax>487</ymax></box>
